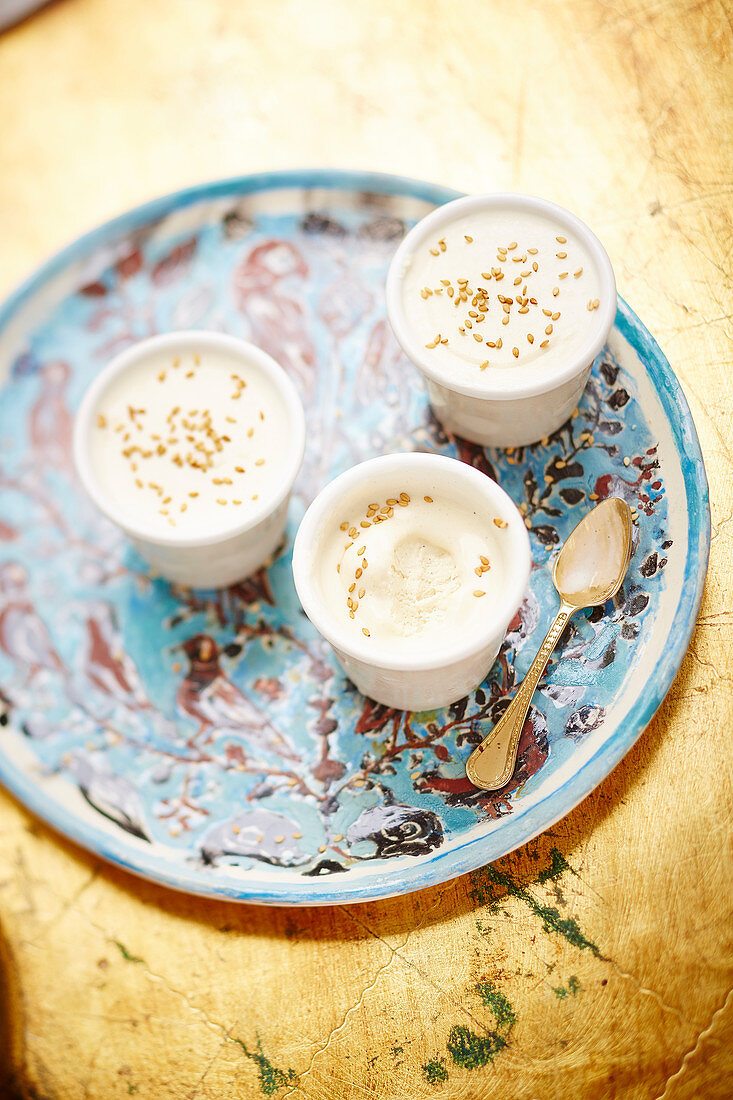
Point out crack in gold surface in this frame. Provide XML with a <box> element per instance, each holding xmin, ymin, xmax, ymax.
<box><xmin>654</xmin><ymin>986</ymin><xmax>733</xmax><ymax>1100</ymax></box>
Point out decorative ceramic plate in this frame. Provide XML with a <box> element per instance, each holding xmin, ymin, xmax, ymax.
<box><xmin>0</xmin><ymin>171</ymin><xmax>709</xmax><ymax>905</ymax></box>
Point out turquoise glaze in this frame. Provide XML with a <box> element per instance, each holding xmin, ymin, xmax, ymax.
<box><xmin>0</xmin><ymin>172</ymin><xmax>709</xmax><ymax>904</ymax></box>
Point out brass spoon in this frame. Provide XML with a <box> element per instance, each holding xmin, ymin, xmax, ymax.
<box><xmin>466</xmin><ymin>497</ymin><xmax>633</xmax><ymax>791</ymax></box>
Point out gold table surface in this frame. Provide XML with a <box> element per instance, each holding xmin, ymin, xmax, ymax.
<box><xmin>0</xmin><ymin>1</ymin><xmax>731</xmax><ymax>1097</ymax></box>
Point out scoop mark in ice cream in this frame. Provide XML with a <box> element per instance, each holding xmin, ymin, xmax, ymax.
<box><xmin>321</xmin><ymin>490</ymin><xmax>509</xmax><ymax>654</ymax></box>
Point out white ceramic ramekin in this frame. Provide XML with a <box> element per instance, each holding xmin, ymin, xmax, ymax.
<box><xmin>386</xmin><ymin>193</ymin><xmax>616</xmax><ymax>447</ymax></box>
<box><xmin>73</xmin><ymin>331</ymin><xmax>305</xmax><ymax>588</ymax></box>
<box><xmin>292</xmin><ymin>452</ymin><xmax>531</xmax><ymax>711</ymax></box>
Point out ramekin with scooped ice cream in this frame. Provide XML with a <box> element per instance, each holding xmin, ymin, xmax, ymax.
<box><xmin>292</xmin><ymin>452</ymin><xmax>531</xmax><ymax>711</ymax></box>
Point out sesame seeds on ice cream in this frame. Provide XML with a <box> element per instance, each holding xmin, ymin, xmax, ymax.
<box><xmin>401</xmin><ymin>206</ymin><xmax>603</xmax><ymax>381</ymax></box>
<box><xmin>89</xmin><ymin>345</ymin><xmax>291</xmax><ymax>537</ymax></box>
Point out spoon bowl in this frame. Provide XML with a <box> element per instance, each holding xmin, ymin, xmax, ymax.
<box><xmin>553</xmin><ymin>496</ymin><xmax>633</xmax><ymax>608</ymax></box>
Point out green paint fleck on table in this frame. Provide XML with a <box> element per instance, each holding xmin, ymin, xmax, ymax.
<box><xmin>537</xmin><ymin>847</ymin><xmax>572</xmax><ymax>883</ymax></box>
<box><xmin>553</xmin><ymin>975</ymin><xmax>582</xmax><ymax>999</ymax></box>
<box><xmin>231</xmin><ymin>1035</ymin><xmax>297</xmax><ymax>1095</ymax></box>
<box><xmin>446</xmin><ymin>1024</ymin><xmax>507</xmax><ymax>1069</ymax></box>
<box><xmin>113</xmin><ymin>942</ymin><xmax>144</xmax><ymax>965</ymax></box>
<box><xmin>469</xmin><ymin>855</ymin><xmax>602</xmax><ymax>957</ymax></box>
<box><xmin>423</xmin><ymin>1058</ymin><xmax>449</xmax><ymax>1084</ymax></box>
<box><xmin>475</xmin><ymin>981</ymin><xmax>517</xmax><ymax>1029</ymax></box>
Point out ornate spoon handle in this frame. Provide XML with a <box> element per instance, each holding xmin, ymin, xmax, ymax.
<box><xmin>466</xmin><ymin>601</ymin><xmax>575</xmax><ymax>790</ymax></box>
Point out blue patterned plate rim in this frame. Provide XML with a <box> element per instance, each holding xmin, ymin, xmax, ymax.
<box><xmin>0</xmin><ymin>170</ymin><xmax>710</xmax><ymax>905</ymax></box>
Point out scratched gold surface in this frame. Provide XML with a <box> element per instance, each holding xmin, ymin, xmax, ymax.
<box><xmin>0</xmin><ymin>1</ymin><xmax>731</xmax><ymax>1097</ymax></box>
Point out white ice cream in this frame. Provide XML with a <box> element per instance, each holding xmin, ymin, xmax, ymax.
<box><xmin>88</xmin><ymin>345</ymin><xmax>292</xmax><ymax>537</ymax></box>
<box><xmin>402</xmin><ymin>206</ymin><xmax>603</xmax><ymax>382</ymax></box>
<box><xmin>319</xmin><ymin>489</ymin><xmax>510</xmax><ymax>656</ymax></box>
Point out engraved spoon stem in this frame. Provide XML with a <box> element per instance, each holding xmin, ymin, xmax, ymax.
<box><xmin>465</xmin><ymin>600</ymin><xmax>575</xmax><ymax>790</ymax></box>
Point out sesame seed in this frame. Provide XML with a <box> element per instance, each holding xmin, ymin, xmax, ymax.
<box><xmin>480</xmin><ymin>360</ymin><xmax>489</xmax><ymax>370</ymax></box>
<box><xmin>464</xmin><ymin>234</ymin><xmax>473</xmax><ymax>242</ymax></box>
<box><xmin>532</xmin><ymin>262</ymin><xmax>538</xmax><ymax>272</ymax></box>
<box><xmin>96</xmin><ymin>413</ymin><xmax>107</xmax><ymax>429</ymax></box>
<box><xmin>172</xmin><ymin>358</ymin><xmax>180</xmax><ymax>367</ymax></box>
<box><xmin>430</xmin><ymin>248</ymin><xmax>439</xmax><ymax>256</ymax></box>
<box><xmin>360</xmin><ymin>520</ymin><xmax>371</xmax><ymax>528</ymax></box>
<box><xmin>540</xmin><ymin>339</ymin><xmax>549</xmax><ymax>347</ymax></box>
<box><xmin>216</xmin><ymin>499</ymin><xmax>227</xmax><ymax>505</ymax></box>
<box><xmin>359</xmin><ymin>588</ymin><xmax>365</xmax><ymax>599</ymax></box>
<box><xmin>527</xmin><ymin>334</ymin><xmax>534</xmax><ymax>344</ymax></box>
<box><xmin>553</xmin><ymin>287</ymin><xmax>559</xmax><ymax>297</ymax></box>
<box><xmin>508</xmin><ymin>241</ymin><xmax>517</xmax><ymax>250</ymax></box>
<box><xmin>362</xmin><ymin>559</ymin><xmax>368</xmax><ymax>569</ymax></box>
<box><xmin>252</xmin><ymin>493</ymin><xmax>259</xmax><ymax>500</ymax></box>
<box><xmin>493</xmin><ymin>517</ymin><xmax>507</xmax><ymax>528</ymax></box>
<box><xmin>255</xmin><ymin>458</ymin><xmax>265</xmax><ymax>466</ymax></box>
<box><xmin>512</xmin><ymin>347</ymin><xmax>519</xmax><ymax>358</ymax></box>
<box><xmin>502</xmin><ymin>316</ymin><xmax>509</xmax><ymax>325</ymax></box>
<box><xmin>473</xmin><ymin>590</ymin><xmax>486</xmax><ymax>597</ymax></box>
<box><xmin>574</xmin><ymin>268</ymin><xmax>583</xmax><ymax>278</ymax></box>
<box><xmin>624</xmin><ymin>456</ymin><xmax>631</xmax><ymax>466</ymax></box>
<box><xmin>473</xmin><ymin>333</ymin><xmax>483</xmax><ymax>342</ymax></box>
